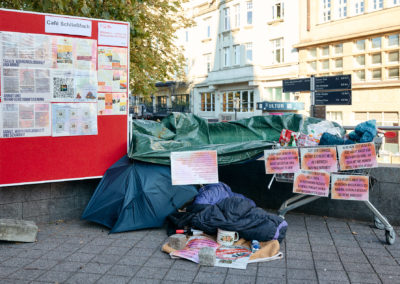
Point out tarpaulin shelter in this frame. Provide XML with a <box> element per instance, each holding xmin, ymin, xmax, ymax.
<box><xmin>82</xmin><ymin>155</ymin><xmax>198</xmax><ymax>233</ymax></box>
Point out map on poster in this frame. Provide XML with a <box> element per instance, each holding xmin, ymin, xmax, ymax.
<box><xmin>293</xmin><ymin>170</ymin><xmax>330</xmax><ymax>197</ymax></box>
<box><xmin>264</xmin><ymin>148</ymin><xmax>300</xmax><ymax>174</ymax></box>
<box><xmin>51</xmin><ymin>103</ymin><xmax>97</xmax><ymax>137</ymax></box>
<box><xmin>1</xmin><ymin>102</ymin><xmax>51</xmax><ymax>138</ymax></box>
<box><xmin>97</xmin><ymin>93</ymin><xmax>127</xmax><ymax>115</ymax></box>
<box><xmin>337</xmin><ymin>143</ymin><xmax>377</xmax><ymax>171</ymax></box>
<box><xmin>331</xmin><ymin>174</ymin><xmax>369</xmax><ymax>201</ymax></box>
<box><xmin>300</xmin><ymin>147</ymin><xmax>338</xmax><ymax>172</ymax></box>
<box><xmin>97</xmin><ymin>46</ymin><xmax>128</xmax><ymax>92</ymax></box>
<box><xmin>170</xmin><ymin>150</ymin><xmax>218</xmax><ymax>185</ymax></box>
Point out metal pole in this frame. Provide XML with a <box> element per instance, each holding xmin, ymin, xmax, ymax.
<box><xmin>310</xmin><ymin>75</ymin><xmax>315</xmax><ymax>117</ymax></box>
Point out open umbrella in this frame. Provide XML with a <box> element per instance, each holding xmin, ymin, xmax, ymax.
<box><xmin>82</xmin><ymin>155</ymin><xmax>198</xmax><ymax>233</ymax></box>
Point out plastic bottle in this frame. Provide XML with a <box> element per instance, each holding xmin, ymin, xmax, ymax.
<box><xmin>251</xmin><ymin>240</ymin><xmax>260</xmax><ymax>253</ymax></box>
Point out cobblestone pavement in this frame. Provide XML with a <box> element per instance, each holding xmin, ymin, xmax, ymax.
<box><xmin>0</xmin><ymin>213</ymin><xmax>399</xmax><ymax>284</ymax></box>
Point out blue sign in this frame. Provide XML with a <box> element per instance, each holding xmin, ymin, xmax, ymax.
<box><xmin>282</xmin><ymin>78</ymin><xmax>310</xmax><ymax>93</ymax></box>
<box><xmin>315</xmin><ymin>90</ymin><xmax>352</xmax><ymax>105</ymax></box>
<box><xmin>315</xmin><ymin>75</ymin><xmax>351</xmax><ymax>91</ymax></box>
<box><xmin>257</xmin><ymin>101</ymin><xmax>305</xmax><ymax>111</ymax></box>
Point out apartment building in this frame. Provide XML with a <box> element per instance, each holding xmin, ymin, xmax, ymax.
<box><xmin>161</xmin><ymin>0</ymin><xmax>302</xmax><ymax>121</ymax></box>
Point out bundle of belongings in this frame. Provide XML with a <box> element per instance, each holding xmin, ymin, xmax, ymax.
<box><xmin>162</xmin><ymin>182</ymin><xmax>287</xmax><ymax>269</ymax></box>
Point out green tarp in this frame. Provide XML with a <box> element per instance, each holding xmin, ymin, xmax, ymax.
<box><xmin>128</xmin><ymin>113</ymin><xmax>345</xmax><ymax>165</ymax></box>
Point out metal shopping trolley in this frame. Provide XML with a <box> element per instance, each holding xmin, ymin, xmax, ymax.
<box><xmin>267</xmin><ymin>135</ymin><xmax>396</xmax><ymax>245</ymax></box>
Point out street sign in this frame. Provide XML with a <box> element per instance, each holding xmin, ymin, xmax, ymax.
<box><xmin>282</xmin><ymin>78</ymin><xmax>310</xmax><ymax>93</ymax></box>
<box><xmin>256</xmin><ymin>101</ymin><xmax>305</xmax><ymax>111</ymax></box>
<box><xmin>315</xmin><ymin>90</ymin><xmax>352</xmax><ymax>105</ymax></box>
<box><xmin>315</xmin><ymin>75</ymin><xmax>351</xmax><ymax>91</ymax></box>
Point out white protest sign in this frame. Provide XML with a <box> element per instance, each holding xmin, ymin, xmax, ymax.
<box><xmin>300</xmin><ymin>147</ymin><xmax>338</xmax><ymax>172</ymax></box>
<box><xmin>293</xmin><ymin>170</ymin><xmax>330</xmax><ymax>197</ymax></box>
<box><xmin>171</xmin><ymin>150</ymin><xmax>218</xmax><ymax>185</ymax></box>
<box><xmin>337</xmin><ymin>142</ymin><xmax>377</xmax><ymax>171</ymax></box>
<box><xmin>264</xmin><ymin>148</ymin><xmax>300</xmax><ymax>174</ymax></box>
<box><xmin>98</xmin><ymin>22</ymin><xmax>128</xmax><ymax>47</ymax></box>
<box><xmin>331</xmin><ymin>174</ymin><xmax>369</xmax><ymax>201</ymax></box>
<box><xmin>45</xmin><ymin>16</ymin><xmax>91</xmax><ymax>37</ymax></box>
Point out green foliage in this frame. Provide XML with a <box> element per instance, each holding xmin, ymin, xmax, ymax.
<box><xmin>0</xmin><ymin>0</ymin><xmax>192</xmax><ymax>97</ymax></box>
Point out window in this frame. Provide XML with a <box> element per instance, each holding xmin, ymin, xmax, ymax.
<box><xmin>309</xmin><ymin>61</ymin><xmax>317</xmax><ymax>72</ymax></box>
<box><xmin>321</xmin><ymin>59</ymin><xmax>329</xmax><ymax>70</ymax></box>
<box><xmin>356</xmin><ymin>55</ymin><xmax>366</xmax><ymax>66</ymax></box>
<box><xmin>388</xmin><ymin>51</ymin><xmax>399</xmax><ymax>63</ymax></box>
<box><xmin>185</xmin><ymin>31</ymin><xmax>189</xmax><ymax>42</ymax></box>
<box><xmin>371</xmin><ymin>0</ymin><xmax>383</xmax><ymax>10</ymax></box>
<box><xmin>372</xmin><ymin>68</ymin><xmax>381</xmax><ymax>80</ymax></box>
<box><xmin>309</xmin><ymin>48</ymin><xmax>317</xmax><ymax>58</ymax></box>
<box><xmin>355</xmin><ymin>69</ymin><xmax>365</xmax><ymax>81</ymax></box>
<box><xmin>265</xmin><ymin>87</ymin><xmax>292</xmax><ymax>102</ymax></box>
<box><xmin>223</xmin><ymin>90</ymin><xmax>254</xmax><ymax>112</ymax></box>
<box><xmin>321</xmin><ymin>46</ymin><xmax>329</xmax><ymax>56</ymax></box>
<box><xmin>388</xmin><ymin>67</ymin><xmax>399</xmax><ymax>79</ymax></box>
<box><xmin>354</xmin><ymin>0</ymin><xmax>364</xmax><ymax>15</ymax></box>
<box><xmin>336</xmin><ymin>0</ymin><xmax>347</xmax><ymax>18</ymax></box>
<box><xmin>205</xmin><ymin>54</ymin><xmax>211</xmax><ymax>73</ymax></box>
<box><xmin>234</xmin><ymin>45</ymin><xmax>241</xmax><ymax>65</ymax></box>
<box><xmin>223</xmin><ymin>47</ymin><xmax>230</xmax><ymax>67</ymax></box>
<box><xmin>335</xmin><ymin>58</ymin><xmax>343</xmax><ymax>68</ymax></box>
<box><xmin>327</xmin><ymin>111</ymin><xmax>343</xmax><ymax>124</ymax></box>
<box><xmin>246</xmin><ymin>1</ymin><xmax>253</xmax><ymax>25</ymax></box>
<box><xmin>156</xmin><ymin>96</ymin><xmax>167</xmax><ymax>109</ymax></box>
<box><xmin>388</xmin><ymin>34</ymin><xmax>399</xmax><ymax>47</ymax></box>
<box><xmin>272</xmin><ymin>1</ymin><xmax>284</xmax><ymax>20</ymax></box>
<box><xmin>356</xmin><ymin>39</ymin><xmax>365</xmax><ymax>51</ymax></box>
<box><xmin>371</xmin><ymin>37</ymin><xmax>381</xmax><ymax>49</ymax></box>
<box><xmin>201</xmin><ymin>93</ymin><xmax>215</xmax><ymax>112</ymax></box>
<box><xmin>223</xmin><ymin>7</ymin><xmax>230</xmax><ymax>31</ymax></box>
<box><xmin>246</xmin><ymin>43</ymin><xmax>253</xmax><ymax>63</ymax></box>
<box><xmin>205</xmin><ymin>18</ymin><xmax>211</xmax><ymax>38</ymax></box>
<box><xmin>372</xmin><ymin>53</ymin><xmax>382</xmax><ymax>64</ymax></box>
<box><xmin>321</xmin><ymin>0</ymin><xmax>332</xmax><ymax>22</ymax></box>
<box><xmin>234</xmin><ymin>4</ymin><xmax>240</xmax><ymax>28</ymax></box>
<box><xmin>392</xmin><ymin>0</ymin><xmax>400</xmax><ymax>6</ymax></box>
<box><xmin>334</xmin><ymin>43</ymin><xmax>343</xmax><ymax>54</ymax></box>
<box><xmin>242</xmin><ymin>91</ymin><xmax>254</xmax><ymax>112</ymax></box>
<box><xmin>271</xmin><ymin>38</ymin><xmax>284</xmax><ymax>64</ymax></box>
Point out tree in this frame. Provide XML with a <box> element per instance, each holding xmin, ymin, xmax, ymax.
<box><xmin>0</xmin><ymin>0</ymin><xmax>192</xmax><ymax>98</ymax></box>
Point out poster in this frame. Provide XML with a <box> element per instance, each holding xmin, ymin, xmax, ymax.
<box><xmin>52</xmin><ymin>37</ymin><xmax>74</xmax><ymax>69</ymax></box>
<box><xmin>170</xmin><ymin>150</ymin><xmax>218</xmax><ymax>185</ymax></box>
<box><xmin>51</xmin><ymin>103</ymin><xmax>97</xmax><ymax>136</ymax></box>
<box><xmin>98</xmin><ymin>93</ymin><xmax>127</xmax><ymax>115</ymax></box>
<box><xmin>2</xmin><ymin>103</ymin><xmax>51</xmax><ymax>138</ymax></box>
<box><xmin>97</xmin><ymin>47</ymin><xmax>128</xmax><ymax>92</ymax></box>
<box><xmin>74</xmin><ymin>70</ymin><xmax>97</xmax><ymax>101</ymax></box>
<box><xmin>98</xmin><ymin>22</ymin><xmax>128</xmax><ymax>47</ymax></box>
<box><xmin>337</xmin><ymin>143</ymin><xmax>377</xmax><ymax>171</ymax></box>
<box><xmin>74</xmin><ymin>38</ymin><xmax>97</xmax><ymax>70</ymax></box>
<box><xmin>52</xmin><ymin>70</ymin><xmax>75</xmax><ymax>101</ymax></box>
<box><xmin>293</xmin><ymin>170</ymin><xmax>330</xmax><ymax>197</ymax></box>
<box><xmin>264</xmin><ymin>148</ymin><xmax>300</xmax><ymax>174</ymax></box>
<box><xmin>300</xmin><ymin>147</ymin><xmax>338</xmax><ymax>172</ymax></box>
<box><xmin>331</xmin><ymin>174</ymin><xmax>369</xmax><ymax>201</ymax></box>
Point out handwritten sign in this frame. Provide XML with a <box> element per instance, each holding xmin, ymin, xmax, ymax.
<box><xmin>300</xmin><ymin>147</ymin><xmax>338</xmax><ymax>172</ymax></box>
<box><xmin>331</xmin><ymin>174</ymin><xmax>369</xmax><ymax>201</ymax></box>
<box><xmin>98</xmin><ymin>22</ymin><xmax>128</xmax><ymax>47</ymax></box>
<box><xmin>337</xmin><ymin>143</ymin><xmax>377</xmax><ymax>171</ymax></box>
<box><xmin>171</xmin><ymin>150</ymin><xmax>218</xmax><ymax>185</ymax></box>
<box><xmin>264</xmin><ymin>148</ymin><xmax>300</xmax><ymax>174</ymax></box>
<box><xmin>293</xmin><ymin>170</ymin><xmax>330</xmax><ymax>197</ymax></box>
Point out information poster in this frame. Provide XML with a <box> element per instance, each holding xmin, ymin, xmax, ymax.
<box><xmin>52</xmin><ymin>37</ymin><xmax>74</xmax><ymax>69</ymax></box>
<box><xmin>98</xmin><ymin>93</ymin><xmax>127</xmax><ymax>115</ymax></box>
<box><xmin>171</xmin><ymin>150</ymin><xmax>218</xmax><ymax>185</ymax></box>
<box><xmin>97</xmin><ymin>46</ymin><xmax>127</xmax><ymax>92</ymax></box>
<box><xmin>300</xmin><ymin>147</ymin><xmax>338</xmax><ymax>172</ymax></box>
<box><xmin>2</xmin><ymin>103</ymin><xmax>51</xmax><ymax>137</ymax></box>
<box><xmin>293</xmin><ymin>170</ymin><xmax>330</xmax><ymax>197</ymax></box>
<box><xmin>73</xmin><ymin>39</ymin><xmax>97</xmax><ymax>71</ymax></box>
<box><xmin>337</xmin><ymin>143</ymin><xmax>377</xmax><ymax>171</ymax></box>
<box><xmin>264</xmin><ymin>148</ymin><xmax>300</xmax><ymax>174</ymax></box>
<box><xmin>51</xmin><ymin>103</ymin><xmax>97</xmax><ymax>137</ymax></box>
<box><xmin>331</xmin><ymin>174</ymin><xmax>369</xmax><ymax>201</ymax></box>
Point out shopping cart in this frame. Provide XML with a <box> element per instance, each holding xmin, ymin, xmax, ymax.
<box><xmin>267</xmin><ymin>135</ymin><xmax>396</xmax><ymax>245</ymax></box>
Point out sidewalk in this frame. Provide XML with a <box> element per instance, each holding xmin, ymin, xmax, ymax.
<box><xmin>0</xmin><ymin>213</ymin><xmax>399</xmax><ymax>284</ymax></box>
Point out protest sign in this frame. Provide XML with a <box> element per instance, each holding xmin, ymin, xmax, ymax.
<box><xmin>264</xmin><ymin>148</ymin><xmax>300</xmax><ymax>174</ymax></box>
<box><xmin>337</xmin><ymin>143</ymin><xmax>377</xmax><ymax>171</ymax></box>
<box><xmin>293</xmin><ymin>170</ymin><xmax>330</xmax><ymax>197</ymax></box>
<box><xmin>171</xmin><ymin>150</ymin><xmax>218</xmax><ymax>185</ymax></box>
<box><xmin>331</xmin><ymin>174</ymin><xmax>369</xmax><ymax>201</ymax></box>
<box><xmin>300</xmin><ymin>147</ymin><xmax>338</xmax><ymax>172</ymax></box>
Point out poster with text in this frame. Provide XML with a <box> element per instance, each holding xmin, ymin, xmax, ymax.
<box><xmin>51</xmin><ymin>103</ymin><xmax>97</xmax><ymax>136</ymax></box>
<box><xmin>300</xmin><ymin>147</ymin><xmax>338</xmax><ymax>172</ymax></box>
<box><xmin>52</xmin><ymin>69</ymin><xmax>75</xmax><ymax>101</ymax></box>
<box><xmin>73</xmin><ymin>38</ymin><xmax>97</xmax><ymax>71</ymax></box>
<box><xmin>97</xmin><ymin>93</ymin><xmax>127</xmax><ymax>115</ymax></box>
<box><xmin>74</xmin><ymin>70</ymin><xmax>97</xmax><ymax>101</ymax></box>
<box><xmin>264</xmin><ymin>148</ymin><xmax>300</xmax><ymax>174</ymax></box>
<box><xmin>98</xmin><ymin>22</ymin><xmax>128</xmax><ymax>47</ymax></box>
<box><xmin>171</xmin><ymin>150</ymin><xmax>218</xmax><ymax>185</ymax></box>
<box><xmin>331</xmin><ymin>174</ymin><xmax>369</xmax><ymax>201</ymax></box>
<box><xmin>52</xmin><ymin>37</ymin><xmax>73</xmax><ymax>69</ymax></box>
<box><xmin>293</xmin><ymin>170</ymin><xmax>330</xmax><ymax>197</ymax></box>
<box><xmin>97</xmin><ymin>46</ymin><xmax>128</xmax><ymax>92</ymax></box>
<box><xmin>2</xmin><ymin>103</ymin><xmax>51</xmax><ymax>138</ymax></box>
<box><xmin>337</xmin><ymin>143</ymin><xmax>377</xmax><ymax>171</ymax></box>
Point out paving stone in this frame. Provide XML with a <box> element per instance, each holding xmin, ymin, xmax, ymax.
<box><xmin>287</xmin><ymin>280</ymin><xmax>318</xmax><ymax>284</ymax></box>
<box><xmin>35</xmin><ymin>270</ymin><xmax>72</xmax><ymax>283</ymax></box>
<box><xmin>8</xmin><ymin>268</ymin><xmax>47</xmax><ymax>281</ymax></box>
<box><xmin>314</xmin><ymin>260</ymin><xmax>343</xmax><ymax>271</ymax></box>
<box><xmin>286</xmin><ymin>259</ymin><xmax>314</xmax><ymax>269</ymax></box>
<box><xmin>108</xmin><ymin>264</ymin><xmax>140</xmax><ymax>277</ymax></box>
<box><xmin>90</xmin><ymin>237</ymin><xmax>116</xmax><ymax>246</ymax></box>
<box><xmin>362</xmin><ymin>247</ymin><xmax>392</xmax><ymax>257</ymax></box>
<box><xmin>379</xmin><ymin>274</ymin><xmax>400</xmax><ymax>284</ymax></box>
<box><xmin>65</xmin><ymin>272</ymin><xmax>102</xmax><ymax>283</ymax></box>
<box><xmin>78</xmin><ymin>244</ymin><xmax>108</xmax><ymax>254</ymax></box>
<box><xmin>312</xmin><ymin>252</ymin><xmax>340</xmax><ymax>262</ymax></box>
<box><xmin>258</xmin><ymin>258</ymin><xmax>286</xmax><ymax>268</ymax></box>
<box><xmin>256</xmin><ymin>276</ymin><xmax>286</xmax><ymax>284</ymax></box>
<box><xmin>112</xmin><ymin>239</ymin><xmax>139</xmax><ymax>248</ymax></box>
<box><xmin>170</xmin><ymin>259</ymin><xmax>199</xmax><ymax>271</ymax></box>
<box><xmin>347</xmin><ymin>272</ymin><xmax>381</xmax><ymax>283</ymax></box>
<box><xmin>316</xmin><ymin>269</ymin><xmax>350</xmax><ymax>282</ymax></box>
<box><xmin>373</xmin><ymin>264</ymin><xmax>400</xmax><ymax>275</ymax></box>
<box><xmin>194</xmin><ymin>271</ymin><xmax>226</xmax><ymax>283</ymax></box>
<box><xmin>66</xmin><ymin>252</ymin><xmax>96</xmax><ymax>263</ymax></box>
<box><xmin>228</xmin><ymin>265</ymin><xmax>257</xmax><ymax>276</ymax></box>
<box><xmin>126</xmin><ymin>247</ymin><xmax>155</xmax><ymax>257</ymax></box>
<box><xmin>135</xmin><ymin>267</ymin><xmax>168</xmax><ymax>280</ymax></box>
<box><xmin>367</xmin><ymin>255</ymin><xmax>398</xmax><ymax>266</ymax></box>
<box><xmin>80</xmin><ymin>262</ymin><xmax>112</xmax><ymax>274</ymax></box>
<box><xmin>224</xmin><ymin>274</ymin><xmax>256</xmax><ymax>284</ymax></box>
<box><xmin>287</xmin><ymin>268</ymin><xmax>317</xmax><ymax>280</ymax></box>
<box><xmin>257</xmin><ymin>267</ymin><xmax>286</xmax><ymax>278</ymax></box>
<box><xmin>1</xmin><ymin>257</ymin><xmax>35</xmax><ymax>268</ymax></box>
<box><xmin>24</xmin><ymin>258</ymin><xmax>58</xmax><ymax>270</ymax></box>
<box><xmin>117</xmin><ymin>255</ymin><xmax>149</xmax><ymax>266</ymax></box>
<box><xmin>342</xmin><ymin>261</ymin><xmax>374</xmax><ymax>273</ymax></box>
<box><xmin>97</xmin><ymin>274</ymin><xmax>131</xmax><ymax>284</ymax></box>
<box><xmin>286</xmin><ymin>250</ymin><xmax>313</xmax><ymax>260</ymax></box>
<box><xmin>129</xmin><ymin>278</ymin><xmax>161</xmax><ymax>284</ymax></box>
<box><xmin>164</xmin><ymin>269</ymin><xmax>198</xmax><ymax>282</ymax></box>
<box><xmin>52</xmin><ymin>261</ymin><xmax>86</xmax><ymax>272</ymax></box>
<box><xmin>339</xmin><ymin>253</ymin><xmax>369</xmax><ymax>263</ymax></box>
<box><xmin>286</xmin><ymin>242</ymin><xmax>311</xmax><ymax>252</ymax></box>
<box><xmin>90</xmin><ymin>253</ymin><xmax>122</xmax><ymax>264</ymax></box>
<box><xmin>0</xmin><ymin>266</ymin><xmax>19</xmax><ymax>277</ymax></box>
<box><xmin>310</xmin><ymin>244</ymin><xmax>337</xmax><ymax>253</ymax></box>
<box><xmin>144</xmin><ymin>257</ymin><xmax>174</xmax><ymax>268</ymax></box>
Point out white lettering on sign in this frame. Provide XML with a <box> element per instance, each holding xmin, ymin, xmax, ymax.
<box><xmin>45</xmin><ymin>16</ymin><xmax>92</xmax><ymax>37</ymax></box>
<box><xmin>98</xmin><ymin>22</ymin><xmax>128</xmax><ymax>47</ymax></box>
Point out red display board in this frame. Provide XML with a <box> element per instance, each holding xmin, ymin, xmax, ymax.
<box><xmin>0</xmin><ymin>9</ymin><xmax>129</xmax><ymax>186</ymax></box>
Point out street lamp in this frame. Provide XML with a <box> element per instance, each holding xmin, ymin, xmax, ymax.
<box><xmin>233</xmin><ymin>97</ymin><xmax>240</xmax><ymax>120</ymax></box>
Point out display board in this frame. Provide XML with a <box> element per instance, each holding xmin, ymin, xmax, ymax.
<box><xmin>0</xmin><ymin>9</ymin><xmax>130</xmax><ymax>186</ymax></box>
